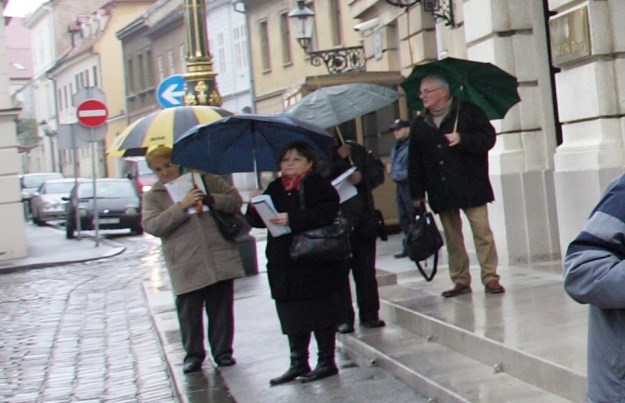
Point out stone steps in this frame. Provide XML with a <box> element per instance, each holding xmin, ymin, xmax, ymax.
<box><xmin>340</xmin><ymin>267</ymin><xmax>587</xmax><ymax>402</ymax></box>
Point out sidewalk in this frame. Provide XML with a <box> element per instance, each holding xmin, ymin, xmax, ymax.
<box><xmin>0</xmin><ymin>224</ymin><xmax>125</xmax><ymax>273</ymax></box>
<box><xmin>143</xmin><ymin>229</ymin><xmax>428</xmax><ymax>403</ymax></box>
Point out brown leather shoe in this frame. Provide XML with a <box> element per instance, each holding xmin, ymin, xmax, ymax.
<box><xmin>485</xmin><ymin>279</ymin><xmax>505</xmax><ymax>294</ymax></box>
<box><xmin>441</xmin><ymin>283</ymin><xmax>472</xmax><ymax>298</ymax></box>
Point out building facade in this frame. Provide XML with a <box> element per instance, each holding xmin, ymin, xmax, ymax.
<box><xmin>241</xmin><ymin>0</ymin><xmax>625</xmax><ymax>265</ymax></box>
<box><xmin>0</xmin><ymin>1</ymin><xmax>27</xmax><ymax>260</ymax></box>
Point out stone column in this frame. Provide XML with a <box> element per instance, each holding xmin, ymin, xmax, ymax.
<box><xmin>463</xmin><ymin>0</ymin><xmax>561</xmax><ymax>264</ymax></box>
<box><xmin>552</xmin><ymin>0</ymin><xmax>625</xmax><ymax>253</ymax></box>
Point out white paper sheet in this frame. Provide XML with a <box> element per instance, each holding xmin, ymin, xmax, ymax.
<box><xmin>251</xmin><ymin>194</ymin><xmax>291</xmax><ymax>237</ymax></box>
<box><xmin>164</xmin><ymin>172</ymin><xmax>209</xmax><ymax>214</ymax></box>
<box><xmin>331</xmin><ymin>166</ymin><xmax>358</xmax><ymax>203</ymax></box>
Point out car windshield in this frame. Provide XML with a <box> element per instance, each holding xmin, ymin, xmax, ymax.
<box><xmin>45</xmin><ymin>182</ymin><xmax>76</xmax><ymax>195</ymax></box>
<box><xmin>22</xmin><ymin>173</ymin><xmax>63</xmax><ymax>188</ymax></box>
<box><xmin>78</xmin><ymin>181</ymin><xmax>136</xmax><ymax>198</ymax></box>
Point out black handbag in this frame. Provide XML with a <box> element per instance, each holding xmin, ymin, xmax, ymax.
<box><xmin>403</xmin><ymin>204</ymin><xmax>444</xmax><ymax>281</ymax></box>
<box><xmin>211</xmin><ymin>209</ymin><xmax>251</xmax><ymax>242</ymax></box>
<box><xmin>201</xmin><ymin>176</ymin><xmax>251</xmax><ymax>242</ymax></box>
<box><xmin>289</xmin><ymin>183</ymin><xmax>352</xmax><ymax>262</ymax></box>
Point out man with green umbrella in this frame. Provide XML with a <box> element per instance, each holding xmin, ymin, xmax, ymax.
<box><xmin>408</xmin><ymin>75</ymin><xmax>505</xmax><ymax>298</ymax></box>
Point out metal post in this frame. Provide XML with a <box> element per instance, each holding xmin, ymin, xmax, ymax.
<box><xmin>92</xmin><ymin>138</ymin><xmax>99</xmax><ymax>247</ymax></box>
<box><xmin>72</xmin><ymin>126</ymin><xmax>82</xmax><ymax>239</ymax></box>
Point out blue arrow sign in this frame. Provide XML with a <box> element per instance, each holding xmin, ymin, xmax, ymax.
<box><xmin>157</xmin><ymin>74</ymin><xmax>186</xmax><ymax>108</ymax></box>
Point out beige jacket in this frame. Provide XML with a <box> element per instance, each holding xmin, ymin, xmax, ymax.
<box><xmin>142</xmin><ymin>173</ymin><xmax>245</xmax><ymax>295</ymax></box>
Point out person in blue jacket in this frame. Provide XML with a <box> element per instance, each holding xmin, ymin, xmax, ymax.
<box><xmin>564</xmin><ymin>174</ymin><xmax>625</xmax><ymax>403</ymax></box>
<box><xmin>389</xmin><ymin>118</ymin><xmax>414</xmax><ymax>258</ymax></box>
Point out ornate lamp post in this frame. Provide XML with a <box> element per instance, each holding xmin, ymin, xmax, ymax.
<box><xmin>182</xmin><ymin>0</ymin><xmax>222</xmax><ymax>106</ymax></box>
<box><xmin>288</xmin><ymin>0</ymin><xmax>365</xmax><ymax>74</ymax></box>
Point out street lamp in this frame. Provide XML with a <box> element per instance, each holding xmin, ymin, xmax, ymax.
<box><xmin>182</xmin><ymin>0</ymin><xmax>222</xmax><ymax>106</ymax></box>
<box><xmin>288</xmin><ymin>0</ymin><xmax>365</xmax><ymax>74</ymax></box>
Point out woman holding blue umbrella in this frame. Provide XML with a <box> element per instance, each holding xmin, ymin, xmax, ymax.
<box><xmin>245</xmin><ymin>141</ymin><xmax>347</xmax><ymax>385</ymax></box>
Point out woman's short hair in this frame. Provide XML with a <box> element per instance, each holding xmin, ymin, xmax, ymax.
<box><xmin>145</xmin><ymin>145</ymin><xmax>173</xmax><ymax>169</ymax></box>
<box><xmin>278</xmin><ymin>141</ymin><xmax>319</xmax><ymax>169</ymax></box>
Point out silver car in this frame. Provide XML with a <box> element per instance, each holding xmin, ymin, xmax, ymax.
<box><xmin>30</xmin><ymin>178</ymin><xmax>81</xmax><ymax>225</ymax></box>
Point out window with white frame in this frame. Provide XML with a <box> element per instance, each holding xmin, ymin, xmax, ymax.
<box><xmin>217</xmin><ymin>33</ymin><xmax>226</xmax><ymax>73</ymax></box>
<box><xmin>157</xmin><ymin>55</ymin><xmax>164</xmax><ymax>82</ymax></box>
<box><xmin>167</xmin><ymin>50</ymin><xmax>175</xmax><ymax>76</ymax></box>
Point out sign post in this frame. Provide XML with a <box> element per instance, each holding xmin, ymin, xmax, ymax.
<box><xmin>76</xmin><ymin>98</ymin><xmax>109</xmax><ymax>246</ymax></box>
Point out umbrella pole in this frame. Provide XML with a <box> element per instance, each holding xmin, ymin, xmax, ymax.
<box><xmin>334</xmin><ymin>125</ymin><xmax>354</xmax><ymax>165</ymax></box>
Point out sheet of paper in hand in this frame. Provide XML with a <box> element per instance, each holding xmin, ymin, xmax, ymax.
<box><xmin>164</xmin><ymin>172</ymin><xmax>209</xmax><ymax>214</ymax></box>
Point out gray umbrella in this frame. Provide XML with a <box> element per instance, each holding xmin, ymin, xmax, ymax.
<box><xmin>284</xmin><ymin>83</ymin><xmax>400</xmax><ymax>129</ymax></box>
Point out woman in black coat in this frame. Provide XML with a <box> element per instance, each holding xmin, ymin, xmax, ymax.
<box><xmin>246</xmin><ymin>141</ymin><xmax>346</xmax><ymax>386</ymax></box>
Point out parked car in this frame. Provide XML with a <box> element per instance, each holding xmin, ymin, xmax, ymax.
<box><xmin>121</xmin><ymin>157</ymin><xmax>156</xmax><ymax>194</ymax></box>
<box><xmin>64</xmin><ymin>178</ymin><xmax>143</xmax><ymax>239</ymax></box>
<box><xmin>20</xmin><ymin>172</ymin><xmax>64</xmax><ymax>213</ymax></box>
<box><xmin>30</xmin><ymin>178</ymin><xmax>81</xmax><ymax>225</ymax></box>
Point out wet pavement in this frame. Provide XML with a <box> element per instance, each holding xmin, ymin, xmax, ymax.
<box><xmin>2</xmin><ymin>221</ymin><xmax>584</xmax><ymax>402</ymax></box>
<box><xmin>1</xmin><ymin>224</ymin><xmax>427</xmax><ymax>403</ymax></box>
<box><xmin>0</xmin><ymin>226</ymin><xmax>231</xmax><ymax>403</ymax></box>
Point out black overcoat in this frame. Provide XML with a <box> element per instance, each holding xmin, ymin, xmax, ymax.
<box><xmin>408</xmin><ymin>100</ymin><xmax>496</xmax><ymax>213</ymax></box>
<box><xmin>246</xmin><ymin>172</ymin><xmax>346</xmax><ymax>334</ymax></box>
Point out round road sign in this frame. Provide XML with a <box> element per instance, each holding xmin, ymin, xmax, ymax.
<box><xmin>76</xmin><ymin>99</ymin><xmax>109</xmax><ymax>128</ymax></box>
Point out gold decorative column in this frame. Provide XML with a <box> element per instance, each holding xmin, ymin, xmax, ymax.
<box><xmin>182</xmin><ymin>0</ymin><xmax>222</xmax><ymax>106</ymax></box>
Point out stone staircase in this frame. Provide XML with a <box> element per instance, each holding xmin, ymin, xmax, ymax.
<box><xmin>338</xmin><ymin>264</ymin><xmax>588</xmax><ymax>402</ymax></box>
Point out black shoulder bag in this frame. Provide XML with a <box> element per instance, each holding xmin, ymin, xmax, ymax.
<box><xmin>202</xmin><ymin>177</ymin><xmax>251</xmax><ymax>242</ymax></box>
<box><xmin>288</xmin><ymin>183</ymin><xmax>352</xmax><ymax>262</ymax></box>
<box><xmin>403</xmin><ymin>204</ymin><xmax>444</xmax><ymax>281</ymax></box>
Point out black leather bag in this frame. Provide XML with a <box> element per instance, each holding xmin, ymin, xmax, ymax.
<box><xmin>288</xmin><ymin>183</ymin><xmax>352</xmax><ymax>262</ymax></box>
<box><xmin>403</xmin><ymin>205</ymin><xmax>444</xmax><ymax>281</ymax></box>
<box><xmin>211</xmin><ymin>210</ymin><xmax>251</xmax><ymax>242</ymax></box>
<box><xmin>289</xmin><ymin>214</ymin><xmax>352</xmax><ymax>262</ymax></box>
<box><xmin>201</xmin><ymin>176</ymin><xmax>251</xmax><ymax>242</ymax></box>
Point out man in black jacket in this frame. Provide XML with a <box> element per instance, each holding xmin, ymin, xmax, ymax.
<box><xmin>319</xmin><ymin>140</ymin><xmax>386</xmax><ymax>333</ymax></box>
<box><xmin>408</xmin><ymin>75</ymin><xmax>505</xmax><ymax>298</ymax></box>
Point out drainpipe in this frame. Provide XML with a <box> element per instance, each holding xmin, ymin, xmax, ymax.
<box><xmin>233</xmin><ymin>0</ymin><xmax>256</xmax><ymax>113</ymax></box>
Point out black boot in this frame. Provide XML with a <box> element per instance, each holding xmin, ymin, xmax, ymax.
<box><xmin>269</xmin><ymin>333</ymin><xmax>311</xmax><ymax>386</ymax></box>
<box><xmin>299</xmin><ymin>327</ymin><xmax>338</xmax><ymax>383</ymax></box>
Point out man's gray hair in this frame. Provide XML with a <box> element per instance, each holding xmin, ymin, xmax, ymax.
<box><xmin>422</xmin><ymin>75</ymin><xmax>449</xmax><ymax>92</ymax></box>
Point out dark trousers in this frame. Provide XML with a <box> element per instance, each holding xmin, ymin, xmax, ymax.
<box><xmin>395</xmin><ymin>181</ymin><xmax>415</xmax><ymax>236</ymax></box>
<box><xmin>175</xmin><ymin>279</ymin><xmax>235</xmax><ymax>364</ymax></box>
<box><xmin>338</xmin><ymin>234</ymin><xmax>380</xmax><ymax>324</ymax></box>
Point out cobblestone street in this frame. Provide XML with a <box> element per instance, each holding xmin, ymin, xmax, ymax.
<box><xmin>1</xmin><ymin>235</ymin><xmax>186</xmax><ymax>402</ymax></box>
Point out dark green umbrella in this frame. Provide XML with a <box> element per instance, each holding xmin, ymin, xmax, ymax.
<box><xmin>401</xmin><ymin>57</ymin><xmax>521</xmax><ymax>120</ymax></box>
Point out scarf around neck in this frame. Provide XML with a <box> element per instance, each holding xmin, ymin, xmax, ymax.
<box><xmin>281</xmin><ymin>170</ymin><xmax>312</xmax><ymax>191</ymax></box>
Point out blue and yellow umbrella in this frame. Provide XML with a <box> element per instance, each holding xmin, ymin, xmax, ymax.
<box><xmin>108</xmin><ymin>105</ymin><xmax>233</xmax><ymax>156</ymax></box>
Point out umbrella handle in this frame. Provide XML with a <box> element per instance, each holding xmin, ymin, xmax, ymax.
<box><xmin>453</xmin><ymin>102</ymin><xmax>461</xmax><ymax>133</ymax></box>
<box><xmin>334</xmin><ymin>125</ymin><xmax>354</xmax><ymax>165</ymax></box>
<box><xmin>190</xmin><ymin>171</ymin><xmax>204</xmax><ymax>214</ymax></box>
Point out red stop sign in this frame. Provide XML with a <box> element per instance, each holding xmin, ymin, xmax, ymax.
<box><xmin>76</xmin><ymin>99</ymin><xmax>108</xmax><ymax>128</ymax></box>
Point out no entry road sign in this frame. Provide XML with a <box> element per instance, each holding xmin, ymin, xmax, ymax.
<box><xmin>77</xmin><ymin>99</ymin><xmax>108</xmax><ymax>128</ymax></box>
